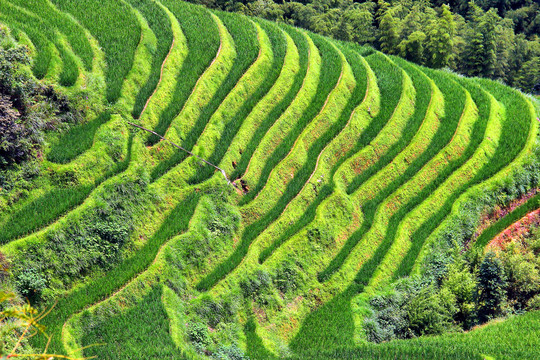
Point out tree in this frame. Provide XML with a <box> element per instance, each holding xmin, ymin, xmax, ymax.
<box><xmin>378</xmin><ymin>11</ymin><xmax>400</xmax><ymax>55</ymax></box>
<box><xmin>514</xmin><ymin>56</ymin><xmax>540</xmax><ymax>93</ymax></box>
<box><xmin>425</xmin><ymin>4</ymin><xmax>455</xmax><ymax>68</ymax></box>
<box><xmin>476</xmin><ymin>252</ymin><xmax>507</xmax><ymax>322</ymax></box>
<box><xmin>398</xmin><ymin>30</ymin><xmax>427</xmax><ymax>63</ymax></box>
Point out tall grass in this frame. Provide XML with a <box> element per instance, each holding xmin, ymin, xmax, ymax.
<box><xmin>51</xmin><ymin>0</ymin><xmax>141</xmax><ymax>102</ymax></box>
<box><xmin>0</xmin><ymin>2</ymin><xmax>78</xmax><ymax>85</ymax></box>
<box><xmin>288</xmin><ymin>310</ymin><xmax>540</xmax><ymax>359</ymax></box>
<box><xmin>239</xmin><ymin>32</ymin><xmax>341</xmax><ymax>205</ymax></box>
<box><xmin>82</xmin><ymin>285</ymin><xmax>185</xmax><ymax>359</ymax></box>
<box><xmin>195</xmin><ymin>33</ymin><xmax>343</xmax><ymax>291</ymax></box>
<box><xmin>290</xmin><ymin>70</ymin><xmax>478</xmax><ymax>353</ymax></box>
<box><xmin>257</xmin><ymin>44</ymin><xmax>372</xmax><ymax>263</ymax></box>
<box><xmin>258</xmin><ymin>51</ymin><xmax>432</xmax><ymax>265</ymax></box>
<box><xmin>10</xmin><ymin>0</ymin><xmax>93</xmax><ymax>70</ymax></box>
<box><xmin>369</xmin><ymin>78</ymin><xmax>500</xmax><ymax>288</ymax></box>
<box><xmin>226</xmin><ymin>23</ymin><xmax>309</xmax><ymax>181</ymax></box>
<box><xmin>0</xmin><ymin>133</ymin><xmax>133</xmax><ymax>245</ymax></box>
<box><xmin>47</xmin><ymin>112</ymin><xmax>111</xmax><ymax>164</ymax></box>
<box><xmin>188</xmin><ymin>17</ymin><xmax>288</xmax><ymax>184</ymax></box>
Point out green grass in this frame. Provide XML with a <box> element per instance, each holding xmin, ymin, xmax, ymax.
<box><xmin>257</xmin><ymin>44</ymin><xmax>372</xmax><ymax>263</ymax></box>
<box><xmin>82</xmin><ymin>286</ymin><xmax>185</xmax><ymax>360</ymax></box>
<box><xmin>146</xmin><ymin>0</ymin><xmax>219</xmax><ymax>146</ymax></box>
<box><xmin>0</xmin><ymin>185</ymin><xmax>93</xmax><ymax>245</ymax></box>
<box><xmin>238</xmin><ymin>32</ymin><xmax>341</xmax><ymax>206</ymax></box>
<box><xmin>32</xmin><ymin>192</ymin><xmax>201</xmax><ymax>354</ymax></box>
<box><xmin>287</xmin><ymin>310</ymin><xmax>540</xmax><ymax>359</ymax></box>
<box><xmin>47</xmin><ymin>112</ymin><xmax>111</xmax><ymax>164</ymax></box>
<box><xmin>196</xmin><ymin>32</ymin><xmax>343</xmax><ymax>291</ymax></box>
<box><xmin>0</xmin><ymin>2</ymin><xmax>78</xmax><ymax>85</ymax></box>
<box><xmin>51</xmin><ymin>0</ymin><xmax>141</xmax><ymax>102</ymax></box>
<box><xmin>0</xmin><ymin>133</ymin><xmax>133</xmax><ymax>245</ymax></box>
<box><xmin>288</xmin><ymin>69</ymin><xmax>471</xmax><ymax>353</ymax></box>
<box><xmin>126</xmin><ymin>0</ymin><xmax>173</xmax><ymax>119</ymax></box>
<box><xmin>10</xmin><ymin>0</ymin><xmax>93</xmax><ymax>70</ymax></box>
<box><xmin>150</xmin><ymin>10</ymin><xmax>262</xmax><ymax>181</ymax></box>
<box><xmin>226</xmin><ymin>23</ymin><xmax>309</xmax><ymax>181</ymax></box>
<box><xmin>187</xmin><ymin>17</ymin><xmax>288</xmax><ymax>184</ymax></box>
<box><xmin>3</xmin><ymin>2</ymin><xmax>538</xmax><ymax>358</ymax></box>
<box><xmin>392</xmin><ymin>78</ymin><xmax>533</xmax><ymax>278</ymax></box>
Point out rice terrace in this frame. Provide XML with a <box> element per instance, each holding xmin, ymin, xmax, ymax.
<box><xmin>0</xmin><ymin>0</ymin><xmax>539</xmax><ymax>359</ymax></box>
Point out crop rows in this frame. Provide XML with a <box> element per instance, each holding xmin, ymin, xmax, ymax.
<box><xmin>0</xmin><ymin>0</ymin><xmax>537</xmax><ymax>358</ymax></box>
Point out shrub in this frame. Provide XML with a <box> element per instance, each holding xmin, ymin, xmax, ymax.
<box><xmin>15</xmin><ymin>268</ymin><xmax>47</xmax><ymax>302</ymax></box>
<box><xmin>188</xmin><ymin>322</ymin><xmax>211</xmax><ymax>348</ymax></box>
<box><xmin>213</xmin><ymin>344</ymin><xmax>248</xmax><ymax>360</ymax></box>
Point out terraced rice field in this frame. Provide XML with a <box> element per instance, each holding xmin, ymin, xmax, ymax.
<box><xmin>0</xmin><ymin>0</ymin><xmax>538</xmax><ymax>359</ymax></box>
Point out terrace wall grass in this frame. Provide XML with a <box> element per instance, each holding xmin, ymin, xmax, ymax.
<box><xmin>205</xmin><ymin>43</ymin><xmax>374</xmax><ymax>304</ymax></box>
<box><xmin>287</xmin><ymin>310</ymin><xmax>540</xmax><ymax>359</ymax></box>
<box><xmin>196</xmin><ymin>34</ymin><xmax>346</xmax><ymax>291</ymax></box>
<box><xmin>248</xmin><ymin>55</ymin><xmax>439</xmax><ymax>347</ymax></box>
<box><xmin>240</xmin><ymin>40</ymin><xmax>348</xmax><ymax>220</ymax></box>
<box><xmin>255</xmin><ymin>48</ymin><xmax>376</xmax><ymax>265</ymax></box>
<box><xmin>414</xmin><ymin>81</ymin><xmax>539</xmax><ymax>273</ymax></box>
<box><xmin>112</xmin><ymin>7</ymin><xmax>155</xmax><ymax>117</ymax></box>
<box><xmin>47</xmin><ymin>112</ymin><xmax>111</xmax><ymax>164</ymax></box>
<box><xmin>0</xmin><ymin>3</ymin><xmax>74</xmax><ymax>84</ymax></box>
<box><xmin>144</xmin><ymin>1</ymin><xmax>219</xmax><ymax>146</ymax></box>
<box><xmin>33</xmin><ymin>189</ymin><xmax>202</xmax><ymax>354</ymax></box>
<box><xmin>219</xmin><ymin>23</ymin><xmax>302</xmax><ymax>178</ymax></box>
<box><xmin>0</xmin><ymin>116</ymin><xmax>130</xmax><ymax>245</ymax></box>
<box><xmin>235</xmin><ymin>32</ymin><xmax>325</xmax><ymax>206</ymax></box>
<box><xmin>61</xmin><ymin>185</ymin><xmax>237</xmax><ymax>359</ymax></box>
<box><xmin>137</xmin><ymin>3</ymin><xmax>188</xmax><ymax>130</ymax></box>
<box><xmin>188</xmin><ymin>17</ymin><xmax>288</xmax><ymax>184</ymax></box>
<box><xmin>366</xmin><ymin>81</ymin><xmax>503</xmax><ymax>292</ymax></box>
<box><xmin>285</xmin><ymin>69</ymin><xmax>471</xmax><ymax>353</ymax></box>
<box><xmin>225</xmin><ymin>23</ymin><xmax>309</xmax><ymax>182</ymax></box>
<box><xmin>148</xmin><ymin>12</ymin><xmax>241</xmax><ymax>181</ymax></box>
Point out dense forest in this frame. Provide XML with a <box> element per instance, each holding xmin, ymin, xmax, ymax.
<box><xmin>190</xmin><ymin>0</ymin><xmax>540</xmax><ymax>93</ymax></box>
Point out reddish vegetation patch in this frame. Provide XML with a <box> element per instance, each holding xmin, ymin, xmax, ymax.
<box><xmin>487</xmin><ymin>209</ymin><xmax>540</xmax><ymax>250</ymax></box>
<box><xmin>471</xmin><ymin>188</ymin><xmax>539</xmax><ymax>243</ymax></box>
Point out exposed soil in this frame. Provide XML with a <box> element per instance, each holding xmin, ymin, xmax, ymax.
<box><xmin>470</xmin><ymin>188</ymin><xmax>539</xmax><ymax>245</ymax></box>
<box><xmin>487</xmin><ymin>209</ymin><xmax>540</xmax><ymax>250</ymax></box>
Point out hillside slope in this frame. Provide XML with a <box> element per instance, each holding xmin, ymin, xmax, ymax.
<box><xmin>0</xmin><ymin>0</ymin><xmax>539</xmax><ymax>359</ymax></box>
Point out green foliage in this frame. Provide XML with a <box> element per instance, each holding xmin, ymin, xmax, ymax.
<box><xmin>364</xmin><ymin>277</ymin><xmax>456</xmax><ymax>342</ymax></box>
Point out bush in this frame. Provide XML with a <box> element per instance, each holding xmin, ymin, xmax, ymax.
<box><xmin>213</xmin><ymin>344</ymin><xmax>248</xmax><ymax>360</ymax></box>
<box><xmin>15</xmin><ymin>268</ymin><xmax>46</xmax><ymax>302</ymax></box>
<box><xmin>188</xmin><ymin>322</ymin><xmax>210</xmax><ymax>348</ymax></box>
